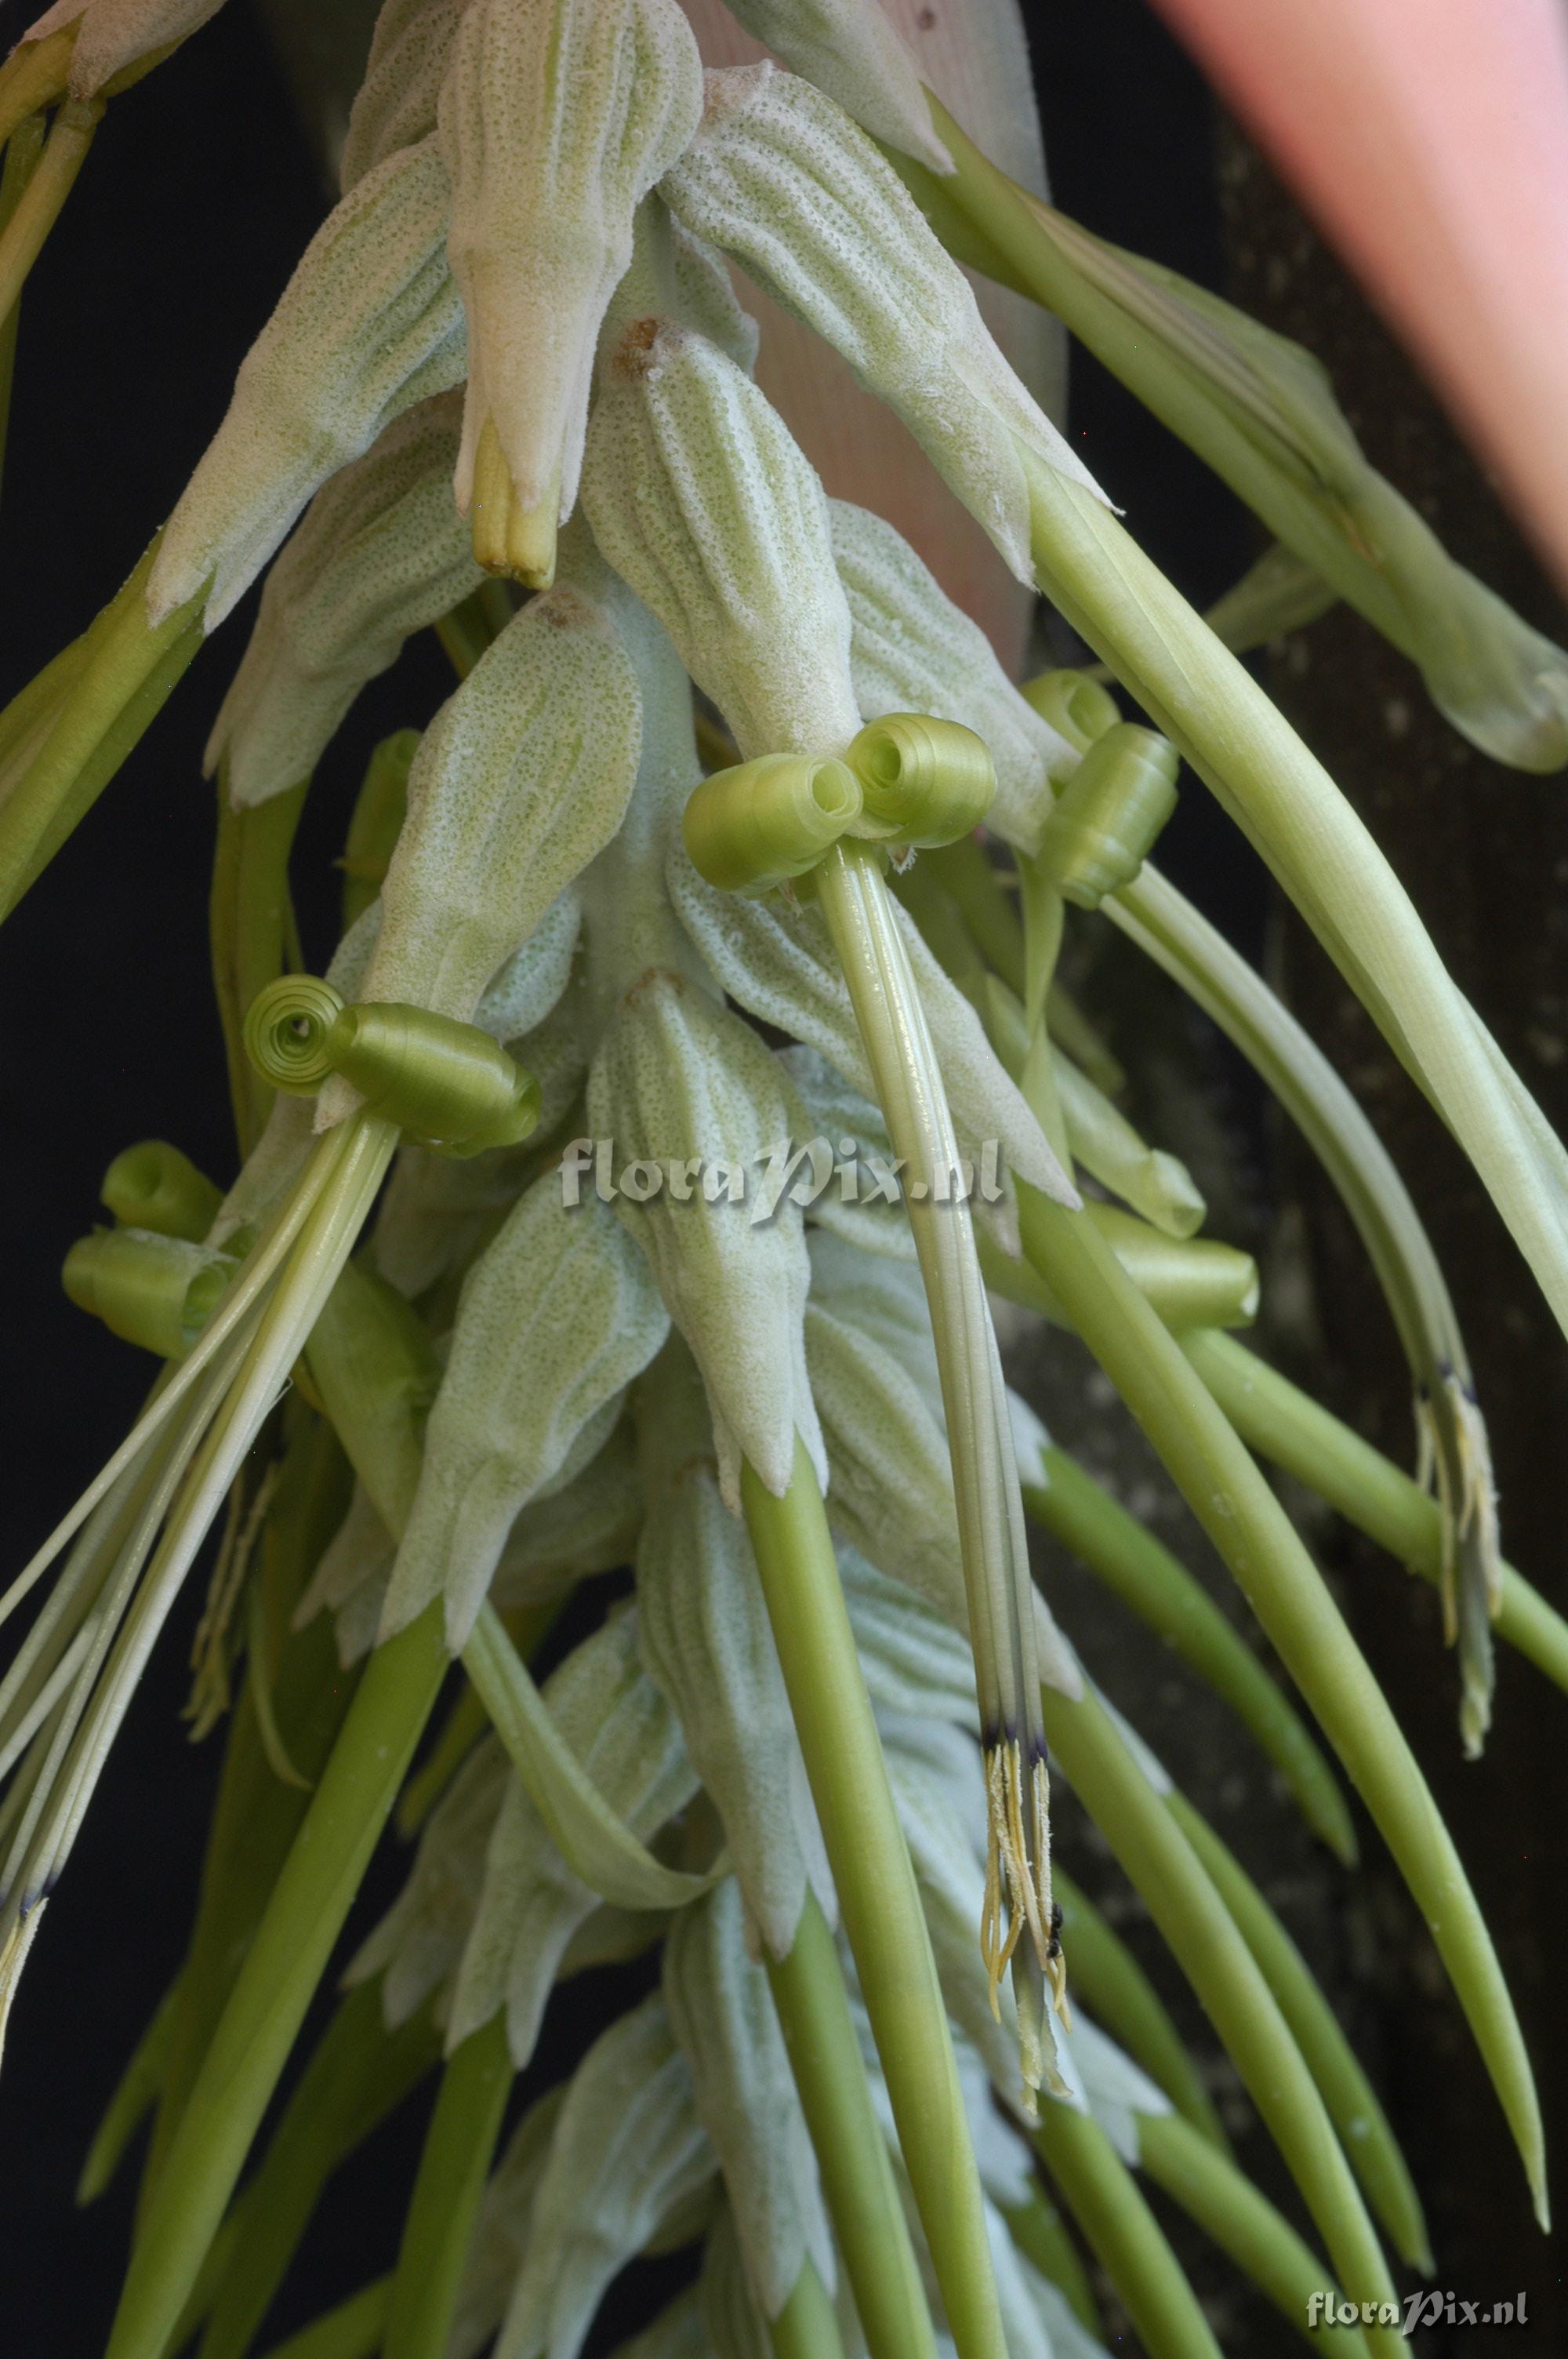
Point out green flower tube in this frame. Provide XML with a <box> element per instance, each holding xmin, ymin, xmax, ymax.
<box><xmin>103</xmin><ymin>1605</ymin><xmax>450</xmax><ymax>2359</ymax></box>
<box><xmin>0</xmin><ymin>536</ymin><xmax>205</xmax><ymax>918</ymax></box>
<box><xmin>764</xmin><ymin>1890</ymin><xmax>940</xmax><ymax>2359</ymax></box>
<box><xmin>743</xmin><ymin>1441</ymin><xmax>1007</xmax><ymax>2359</ymax></box>
<box><xmin>1040</xmin><ymin>1683</ymin><xmax>1405</xmax><ymax>2359</ymax></box>
<box><xmin>1164</xmin><ymin>1788</ymin><xmax>1430</xmax><ymax>2274</ymax></box>
<box><xmin>258</xmin><ymin>2283</ymin><xmax>390</xmax><ymax>2359</ymax></box>
<box><xmin>1024</xmin><ymin>1447</ymin><xmax>1354</xmax><ymax>1862</ymax></box>
<box><xmin>1031</xmin><ymin>2098</ymin><xmax>1221</xmax><ymax>2359</ymax></box>
<box><xmin>191</xmin><ymin>1983</ymin><xmax>441</xmax><ymax>2359</ymax></box>
<box><xmin>1137</xmin><ymin>2110</ymin><xmax>1371</xmax><ymax>2355</ymax></box>
<box><xmin>1051</xmin><ymin>1867</ymin><xmax>1232</xmax><ymax>2152</ymax></box>
<box><xmin>1019</xmin><ymin>1185</ymin><xmax>1544</xmax><ymax>2232</ymax></box>
<box><xmin>383</xmin><ymin>2013</ymin><xmax>514</xmax><ymax>2359</ymax></box>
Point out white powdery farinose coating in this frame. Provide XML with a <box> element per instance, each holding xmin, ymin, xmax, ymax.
<box><xmin>717</xmin><ymin>0</ymin><xmax>954</xmax><ymax>176</ymax></box>
<box><xmin>805</xmin><ymin>1274</ymin><xmax>964</xmax><ymax>1623</ymax></box>
<box><xmin>583</xmin><ymin>319</ymin><xmax>861</xmax><ymax>758</ymax></box>
<box><xmin>492</xmin><ymin>1413</ymin><xmax>644</xmax><ymax>1608</ymax></box>
<box><xmin>664</xmin><ymin>1880</ymin><xmax>835</xmax><ymax>2319</ymax></box>
<box><xmin>23</xmin><ymin>0</ymin><xmax>223</xmax><ymax>96</ymax></box>
<box><xmin>439</xmin><ymin>0</ymin><xmax>705</xmax><ymax>520</ymax></box>
<box><xmin>361</xmin><ymin>580</ymin><xmax>641</xmax><ymax>1024</ymax></box>
<box><xmin>338</xmin><ymin>0</ymin><xmax>466</xmax><ymax>191</ymax></box>
<box><xmin>383</xmin><ymin>1180</ymin><xmax>670</xmax><ymax>1646</ymax></box>
<box><xmin>450</xmin><ymin>1612</ymin><xmax>697</xmax><ymax>2062</ymax></box>
<box><xmin>150</xmin><ymin>135</ymin><xmax>465</xmax><ymax>630</ymax></box>
<box><xmin>496</xmin><ymin>1994</ymin><xmax>715</xmax><ymax>2359</ymax></box>
<box><xmin>207</xmin><ymin>392</ymin><xmax>481</xmax><ymax>809</ymax></box>
<box><xmin>662</xmin><ymin>66</ymin><xmax>1108</xmax><ymax>583</ymax></box>
<box><xmin>839</xmin><ymin>1539</ymin><xmax>980</xmax><ymax>1730</ymax></box>
<box><xmin>829</xmin><ymin>496</ymin><xmax>1073</xmax><ymax>855</ymax></box>
<box><xmin>587</xmin><ymin>972</ymin><xmax>826</xmax><ymax>1503</ymax></box>
<box><xmin>346</xmin><ymin>1736</ymin><xmax>508</xmax><ymax>2024</ymax></box>
<box><xmin>637</xmin><ymin>1455</ymin><xmax>829</xmax><ymax>1957</ymax></box>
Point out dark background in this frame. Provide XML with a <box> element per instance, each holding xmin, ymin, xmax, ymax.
<box><xmin>0</xmin><ymin>0</ymin><xmax>1562</xmax><ymax>2350</ymax></box>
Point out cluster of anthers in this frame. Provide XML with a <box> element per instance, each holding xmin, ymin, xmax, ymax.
<box><xmin>5</xmin><ymin>2</ymin><xmax>1568</xmax><ymax>2357</ymax></box>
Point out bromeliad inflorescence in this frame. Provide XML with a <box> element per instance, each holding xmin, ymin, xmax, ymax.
<box><xmin>2</xmin><ymin>2</ymin><xmax>1568</xmax><ymax>2356</ymax></box>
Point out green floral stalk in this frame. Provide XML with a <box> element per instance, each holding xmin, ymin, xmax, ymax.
<box><xmin>1111</xmin><ymin>863</ymin><xmax>1501</xmax><ymax>1749</ymax></box>
<box><xmin>1032</xmin><ymin>2097</ymin><xmax>1222</xmax><ymax>2359</ymax></box>
<box><xmin>0</xmin><ymin>538</ymin><xmax>205</xmax><ymax>915</ymax></box>
<box><xmin>1137</xmin><ymin>2110</ymin><xmax>1371</xmax><ymax>2356</ymax></box>
<box><xmin>1163</xmin><ymin>1786</ymin><xmax>1431</xmax><ymax>2273</ymax></box>
<box><xmin>1021</xmin><ymin>1434</ymin><xmax>1355</xmax><ymax>1861</ymax></box>
<box><xmin>1040</xmin><ymin>1681</ymin><xmax>1403</xmax><ymax>2354</ymax></box>
<box><xmin>259</xmin><ymin>2283</ymin><xmax>390</xmax><ymax>2359</ymax></box>
<box><xmin>814</xmin><ymin>837</ymin><xmax>1060</xmax><ymax>2071</ymax></box>
<box><xmin>189</xmin><ymin>1983</ymin><xmax>441</xmax><ymax>2359</ymax></box>
<box><xmin>743</xmin><ymin>1441</ymin><xmax>1007</xmax><ymax>2359</ymax></box>
<box><xmin>103</xmin><ymin>1605</ymin><xmax>450</xmax><ymax>2359</ymax></box>
<box><xmin>764</xmin><ymin>1892</ymin><xmax>939</xmax><ymax>2359</ymax></box>
<box><xmin>1019</xmin><ymin>1184</ymin><xmax>1544</xmax><ymax>2230</ymax></box>
<box><xmin>383</xmin><ymin>2013</ymin><xmax>514</xmax><ymax>2359</ymax></box>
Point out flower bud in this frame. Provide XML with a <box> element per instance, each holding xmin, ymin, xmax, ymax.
<box><xmin>637</xmin><ymin>1416</ymin><xmax>830</xmax><ymax>1958</ymax></box>
<box><xmin>353</xmin><ymin>573</ymin><xmax>641</xmax><ymax>1028</ymax></box>
<box><xmin>383</xmin><ymin>1178</ymin><xmax>670</xmax><ymax>1645</ymax></box>
<box><xmin>717</xmin><ymin>0</ymin><xmax>954</xmax><ymax>176</ymax></box>
<box><xmin>206</xmin><ymin>393</ymin><xmax>481</xmax><ymax>809</ymax></box>
<box><xmin>439</xmin><ymin>0</ymin><xmax>704</xmax><ymax>584</ymax></box>
<box><xmin>495</xmin><ymin>1995</ymin><xmax>715</xmax><ymax>2359</ymax></box>
<box><xmin>21</xmin><ymin>0</ymin><xmax>221</xmax><ymax>98</ymax></box>
<box><xmin>493</xmin><ymin>1416</ymin><xmax>644</xmax><ymax>1610</ymax></box>
<box><xmin>582</xmin><ymin>318</ymin><xmax>862</xmax><ymax>758</ymax></box>
<box><xmin>662</xmin><ymin>67</ymin><xmax>1107</xmax><ymax>585</ymax></box>
<box><xmin>150</xmin><ymin>134</ymin><xmax>464</xmax><ymax>628</ymax></box>
<box><xmin>450</xmin><ymin>1612</ymin><xmax>697</xmax><ymax>2061</ymax></box>
<box><xmin>587</xmin><ymin>972</ymin><xmax>825</xmax><ymax>1504</ymax></box>
<box><xmin>338</xmin><ymin>0</ymin><xmax>463</xmax><ymax>191</ymax></box>
<box><xmin>664</xmin><ymin>1880</ymin><xmax>835</xmax><ymax>2319</ymax></box>
<box><xmin>347</xmin><ymin>1737</ymin><xmax>508</xmax><ymax>2023</ymax></box>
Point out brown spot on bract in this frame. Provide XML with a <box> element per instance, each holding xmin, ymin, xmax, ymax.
<box><xmin>537</xmin><ymin>585</ymin><xmax>593</xmax><ymax>630</ymax></box>
<box><xmin>612</xmin><ymin>315</ymin><xmax>666</xmax><ymax>385</ymax></box>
